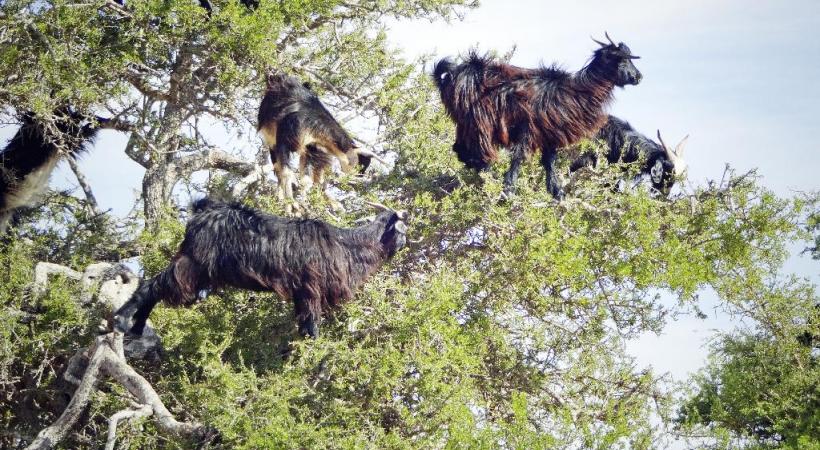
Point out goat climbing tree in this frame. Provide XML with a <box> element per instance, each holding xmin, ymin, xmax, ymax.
<box><xmin>0</xmin><ymin>1</ymin><xmax>817</xmax><ymax>449</ymax></box>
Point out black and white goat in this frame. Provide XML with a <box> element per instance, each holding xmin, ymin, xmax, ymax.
<box><xmin>569</xmin><ymin>115</ymin><xmax>688</xmax><ymax>195</ymax></box>
<box><xmin>113</xmin><ymin>198</ymin><xmax>407</xmax><ymax>338</ymax></box>
<box><xmin>0</xmin><ymin>110</ymin><xmax>105</xmax><ymax>234</ymax></box>
<box><xmin>258</xmin><ymin>73</ymin><xmax>384</xmax><ymax>213</ymax></box>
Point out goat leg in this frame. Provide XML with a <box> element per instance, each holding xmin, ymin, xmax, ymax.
<box><xmin>502</xmin><ymin>137</ymin><xmax>531</xmax><ymax>198</ymax></box>
<box><xmin>113</xmin><ymin>281</ymin><xmax>155</xmax><ymax>335</ymax></box>
<box><xmin>293</xmin><ymin>295</ymin><xmax>320</xmax><ymax>339</ymax></box>
<box><xmin>540</xmin><ymin>147</ymin><xmax>565</xmax><ymax>200</ymax></box>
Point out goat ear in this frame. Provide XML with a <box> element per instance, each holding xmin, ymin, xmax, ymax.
<box><xmin>673</xmin><ymin>135</ymin><xmax>689</xmax><ymax>158</ymax></box>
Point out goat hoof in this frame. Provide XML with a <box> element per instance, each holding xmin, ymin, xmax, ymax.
<box><xmin>498</xmin><ymin>190</ymin><xmax>514</xmax><ymax>204</ymax></box>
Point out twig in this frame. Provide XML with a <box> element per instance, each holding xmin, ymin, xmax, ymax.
<box><xmin>105</xmin><ymin>403</ymin><xmax>152</xmax><ymax>450</ymax></box>
<box><xmin>66</xmin><ymin>158</ymin><xmax>102</xmax><ymax>216</ymax></box>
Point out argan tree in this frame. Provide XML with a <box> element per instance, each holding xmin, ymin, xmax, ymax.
<box><xmin>0</xmin><ymin>1</ymin><xmax>817</xmax><ymax>449</ymax></box>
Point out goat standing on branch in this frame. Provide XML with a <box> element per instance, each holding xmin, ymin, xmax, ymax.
<box><xmin>257</xmin><ymin>73</ymin><xmax>384</xmax><ymax>213</ymax></box>
<box><xmin>113</xmin><ymin>199</ymin><xmax>407</xmax><ymax>339</ymax></box>
<box><xmin>569</xmin><ymin>115</ymin><xmax>689</xmax><ymax>195</ymax></box>
<box><xmin>0</xmin><ymin>109</ymin><xmax>107</xmax><ymax>234</ymax></box>
<box><xmin>433</xmin><ymin>33</ymin><xmax>642</xmax><ymax>200</ymax></box>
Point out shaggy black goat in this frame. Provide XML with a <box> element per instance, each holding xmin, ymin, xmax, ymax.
<box><xmin>433</xmin><ymin>33</ymin><xmax>642</xmax><ymax>200</ymax></box>
<box><xmin>0</xmin><ymin>109</ymin><xmax>105</xmax><ymax>234</ymax></box>
<box><xmin>113</xmin><ymin>199</ymin><xmax>407</xmax><ymax>338</ymax></box>
<box><xmin>113</xmin><ymin>0</ymin><xmax>259</xmax><ymax>14</ymax></box>
<box><xmin>258</xmin><ymin>73</ymin><xmax>383</xmax><ymax>212</ymax></box>
<box><xmin>569</xmin><ymin>115</ymin><xmax>689</xmax><ymax>195</ymax></box>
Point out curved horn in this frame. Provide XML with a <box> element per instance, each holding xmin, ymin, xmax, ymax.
<box><xmin>674</xmin><ymin>135</ymin><xmax>690</xmax><ymax>158</ymax></box>
<box><xmin>604</xmin><ymin>31</ymin><xmax>616</xmax><ymax>46</ymax></box>
<box><xmin>591</xmin><ymin>36</ymin><xmax>608</xmax><ymax>47</ymax></box>
<box><xmin>355</xmin><ymin>148</ymin><xmax>387</xmax><ymax>165</ymax></box>
<box><xmin>353</xmin><ymin>214</ymin><xmax>377</xmax><ymax>224</ymax></box>
<box><xmin>657</xmin><ymin>130</ymin><xmax>676</xmax><ymax>161</ymax></box>
<box><xmin>364</xmin><ymin>200</ymin><xmax>392</xmax><ymax>212</ymax></box>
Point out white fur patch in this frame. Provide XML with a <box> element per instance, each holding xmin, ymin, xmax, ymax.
<box><xmin>5</xmin><ymin>156</ymin><xmax>60</xmax><ymax>209</ymax></box>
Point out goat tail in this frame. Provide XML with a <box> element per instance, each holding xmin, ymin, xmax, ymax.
<box><xmin>432</xmin><ymin>58</ymin><xmax>456</xmax><ymax>90</ymax></box>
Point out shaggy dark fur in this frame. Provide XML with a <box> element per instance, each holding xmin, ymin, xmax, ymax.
<box><xmin>569</xmin><ymin>115</ymin><xmax>688</xmax><ymax>195</ymax></box>
<box><xmin>113</xmin><ymin>0</ymin><xmax>258</xmax><ymax>13</ymax></box>
<box><xmin>113</xmin><ymin>199</ymin><xmax>408</xmax><ymax>338</ymax></box>
<box><xmin>258</xmin><ymin>73</ymin><xmax>379</xmax><ymax>209</ymax></box>
<box><xmin>0</xmin><ymin>109</ymin><xmax>105</xmax><ymax>234</ymax></box>
<box><xmin>433</xmin><ymin>34</ymin><xmax>642</xmax><ymax>199</ymax></box>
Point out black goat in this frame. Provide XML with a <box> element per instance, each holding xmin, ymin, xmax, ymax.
<box><xmin>433</xmin><ymin>33</ymin><xmax>642</xmax><ymax>200</ymax></box>
<box><xmin>113</xmin><ymin>198</ymin><xmax>407</xmax><ymax>338</ymax></box>
<box><xmin>569</xmin><ymin>115</ymin><xmax>689</xmax><ymax>195</ymax></box>
<box><xmin>113</xmin><ymin>0</ymin><xmax>259</xmax><ymax>14</ymax></box>
<box><xmin>0</xmin><ymin>109</ymin><xmax>105</xmax><ymax>234</ymax></box>
<box><xmin>258</xmin><ymin>73</ymin><xmax>383</xmax><ymax>212</ymax></box>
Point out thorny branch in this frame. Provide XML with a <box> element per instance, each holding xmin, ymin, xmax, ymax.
<box><xmin>24</xmin><ymin>332</ymin><xmax>213</xmax><ymax>450</ymax></box>
<box><xmin>23</xmin><ymin>263</ymin><xmax>200</xmax><ymax>450</ymax></box>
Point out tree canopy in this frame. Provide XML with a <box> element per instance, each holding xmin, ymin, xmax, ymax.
<box><xmin>0</xmin><ymin>1</ymin><xmax>817</xmax><ymax>449</ymax></box>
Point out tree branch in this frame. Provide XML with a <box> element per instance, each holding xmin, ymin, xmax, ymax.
<box><xmin>32</xmin><ymin>263</ymin><xmax>82</xmax><ymax>296</ymax></box>
<box><xmin>171</xmin><ymin>148</ymin><xmax>257</xmax><ymax>184</ymax></box>
<box><xmin>105</xmin><ymin>403</ymin><xmax>152</xmax><ymax>450</ymax></box>
<box><xmin>66</xmin><ymin>158</ymin><xmax>102</xmax><ymax>216</ymax></box>
<box><xmin>25</xmin><ymin>335</ymin><xmax>108</xmax><ymax>450</ymax></box>
<box><xmin>124</xmin><ymin>72</ymin><xmax>172</xmax><ymax>103</ymax></box>
<box><xmin>26</xmin><ymin>331</ymin><xmax>213</xmax><ymax>450</ymax></box>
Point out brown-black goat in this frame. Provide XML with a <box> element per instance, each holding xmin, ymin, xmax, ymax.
<box><xmin>0</xmin><ymin>109</ymin><xmax>106</xmax><ymax>234</ymax></box>
<box><xmin>257</xmin><ymin>73</ymin><xmax>383</xmax><ymax>212</ymax></box>
<box><xmin>433</xmin><ymin>33</ymin><xmax>642</xmax><ymax>200</ymax></box>
<box><xmin>113</xmin><ymin>0</ymin><xmax>259</xmax><ymax>14</ymax></box>
<box><xmin>569</xmin><ymin>115</ymin><xmax>689</xmax><ymax>195</ymax></box>
<box><xmin>113</xmin><ymin>198</ymin><xmax>407</xmax><ymax>338</ymax></box>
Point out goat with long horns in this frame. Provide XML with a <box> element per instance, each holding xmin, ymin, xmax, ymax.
<box><xmin>569</xmin><ymin>115</ymin><xmax>689</xmax><ymax>195</ymax></box>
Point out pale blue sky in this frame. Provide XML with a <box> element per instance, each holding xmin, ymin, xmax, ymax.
<box><xmin>1</xmin><ymin>0</ymin><xmax>818</xmax><ymax>403</ymax></box>
<box><xmin>386</xmin><ymin>0</ymin><xmax>820</xmax><ymax>386</ymax></box>
<box><xmin>390</xmin><ymin>0</ymin><xmax>820</xmax><ymax>194</ymax></box>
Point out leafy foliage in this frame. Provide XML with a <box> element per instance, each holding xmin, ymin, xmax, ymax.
<box><xmin>0</xmin><ymin>1</ymin><xmax>817</xmax><ymax>449</ymax></box>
